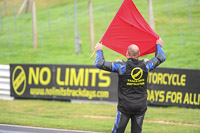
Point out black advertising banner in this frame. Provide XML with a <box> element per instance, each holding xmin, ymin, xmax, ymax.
<box><xmin>10</xmin><ymin>64</ymin><xmax>200</xmax><ymax>108</ymax></box>
<box><xmin>147</xmin><ymin>68</ymin><xmax>200</xmax><ymax>108</ymax></box>
<box><xmin>10</xmin><ymin>64</ymin><xmax>118</xmax><ymax>101</ymax></box>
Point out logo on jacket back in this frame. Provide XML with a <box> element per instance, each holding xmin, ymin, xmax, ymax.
<box><xmin>127</xmin><ymin>67</ymin><xmax>144</xmax><ymax>86</ymax></box>
<box><xmin>131</xmin><ymin>67</ymin><xmax>143</xmax><ymax>80</ymax></box>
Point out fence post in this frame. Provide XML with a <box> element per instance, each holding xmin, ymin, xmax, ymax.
<box><xmin>25</xmin><ymin>0</ymin><xmax>30</xmax><ymax>14</ymax></box>
<box><xmin>89</xmin><ymin>0</ymin><xmax>95</xmax><ymax>51</ymax></box>
<box><xmin>17</xmin><ymin>0</ymin><xmax>27</xmax><ymax>17</ymax></box>
<box><xmin>166</xmin><ymin>0</ymin><xmax>173</xmax><ymax>28</ymax></box>
<box><xmin>78</xmin><ymin>28</ymin><xmax>82</xmax><ymax>52</ymax></box>
<box><xmin>74</xmin><ymin>0</ymin><xmax>80</xmax><ymax>54</ymax></box>
<box><xmin>32</xmin><ymin>1</ymin><xmax>38</xmax><ymax>49</ymax></box>
<box><xmin>148</xmin><ymin>0</ymin><xmax>155</xmax><ymax>30</ymax></box>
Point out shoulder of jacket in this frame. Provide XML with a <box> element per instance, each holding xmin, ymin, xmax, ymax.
<box><xmin>113</xmin><ymin>59</ymin><xmax>126</xmax><ymax>65</ymax></box>
<box><xmin>141</xmin><ymin>58</ymin><xmax>150</xmax><ymax>64</ymax></box>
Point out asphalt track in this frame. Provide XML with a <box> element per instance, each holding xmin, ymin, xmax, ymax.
<box><xmin>0</xmin><ymin>124</ymin><xmax>102</xmax><ymax>133</ymax></box>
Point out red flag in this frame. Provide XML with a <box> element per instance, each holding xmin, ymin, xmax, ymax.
<box><xmin>100</xmin><ymin>0</ymin><xmax>159</xmax><ymax>57</ymax></box>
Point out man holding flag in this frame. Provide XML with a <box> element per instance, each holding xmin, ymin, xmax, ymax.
<box><xmin>93</xmin><ymin>0</ymin><xmax>166</xmax><ymax>132</ymax></box>
<box><xmin>95</xmin><ymin>38</ymin><xmax>166</xmax><ymax>133</ymax></box>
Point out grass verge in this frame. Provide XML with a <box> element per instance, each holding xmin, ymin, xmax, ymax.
<box><xmin>0</xmin><ymin>100</ymin><xmax>199</xmax><ymax>132</ymax></box>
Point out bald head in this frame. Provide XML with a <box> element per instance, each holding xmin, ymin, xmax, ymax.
<box><xmin>126</xmin><ymin>44</ymin><xmax>140</xmax><ymax>58</ymax></box>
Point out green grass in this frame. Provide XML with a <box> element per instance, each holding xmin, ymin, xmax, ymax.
<box><xmin>0</xmin><ymin>100</ymin><xmax>199</xmax><ymax>132</ymax></box>
<box><xmin>0</xmin><ymin>0</ymin><xmax>199</xmax><ymax>69</ymax></box>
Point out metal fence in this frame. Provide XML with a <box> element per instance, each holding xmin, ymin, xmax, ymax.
<box><xmin>0</xmin><ymin>65</ymin><xmax>13</xmax><ymax>100</ymax></box>
<box><xmin>0</xmin><ymin>0</ymin><xmax>198</xmax><ymax>48</ymax></box>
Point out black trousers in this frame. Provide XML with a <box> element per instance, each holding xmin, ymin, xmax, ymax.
<box><xmin>112</xmin><ymin>110</ymin><xmax>146</xmax><ymax>133</ymax></box>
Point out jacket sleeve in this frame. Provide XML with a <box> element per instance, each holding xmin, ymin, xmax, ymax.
<box><xmin>95</xmin><ymin>50</ymin><xmax>126</xmax><ymax>74</ymax></box>
<box><xmin>145</xmin><ymin>44</ymin><xmax>166</xmax><ymax>72</ymax></box>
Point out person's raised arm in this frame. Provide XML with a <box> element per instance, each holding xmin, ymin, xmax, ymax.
<box><xmin>145</xmin><ymin>38</ymin><xmax>166</xmax><ymax>72</ymax></box>
<box><xmin>95</xmin><ymin>42</ymin><xmax>126</xmax><ymax>74</ymax></box>
<box><xmin>95</xmin><ymin>42</ymin><xmax>113</xmax><ymax>71</ymax></box>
